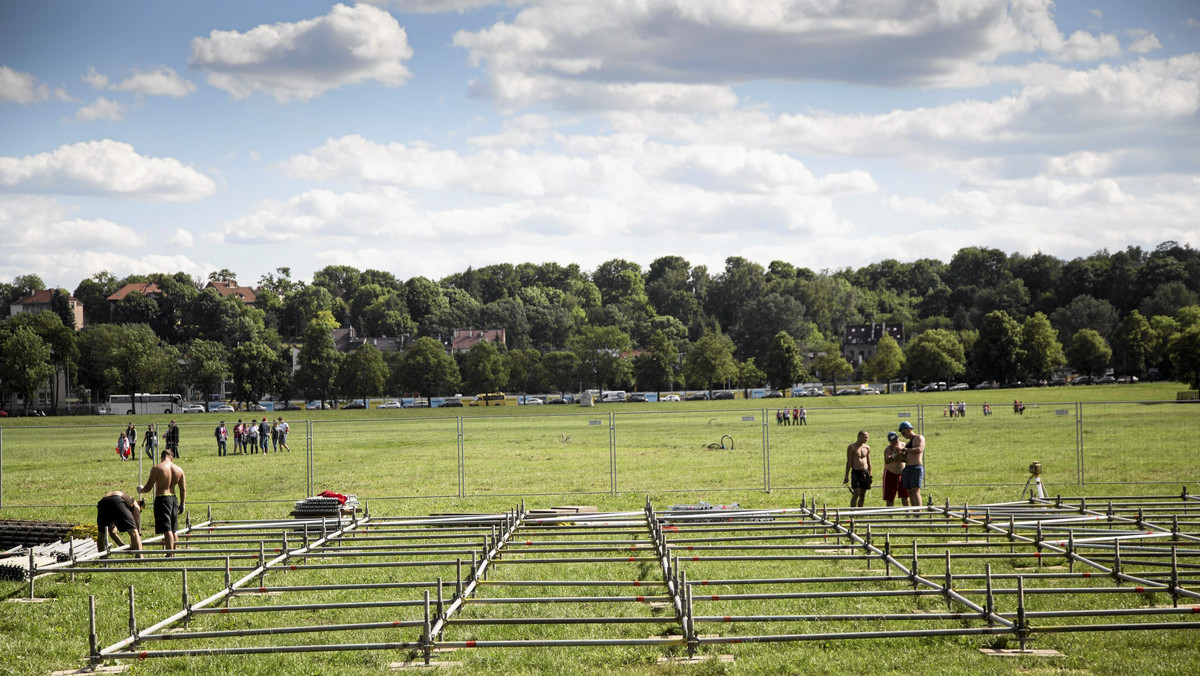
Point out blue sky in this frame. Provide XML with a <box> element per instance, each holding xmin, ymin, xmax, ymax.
<box><xmin>2</xmin><ymin>1</ymin><xmax>1198</xmax><ymax>290</ymax></box>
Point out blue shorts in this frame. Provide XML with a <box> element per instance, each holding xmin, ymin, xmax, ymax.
<box><xmin>901</xmin><ymin>465</ymin><xmax>924</xmax><ymax>490</ymax></box>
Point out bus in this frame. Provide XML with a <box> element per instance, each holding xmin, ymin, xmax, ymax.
<box><xmin>107</xmin><ymin>393</ymin><xmax>184</xmax><ymax>415</ymax></box>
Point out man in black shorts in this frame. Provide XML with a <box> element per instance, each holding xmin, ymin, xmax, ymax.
<box><xmin>843</xmin><ymin>430</ymin><xmax>872</xmax><ymax>508</ymax></box>
<box><xmin>138</xmin><ymin>450</ymin><xmax>187</xmax><ymax>555</ymax></box>
<box><xmin>96</xmin><ymin>491</ymin><xmax>144</xmax><ymax>558</ymax></box>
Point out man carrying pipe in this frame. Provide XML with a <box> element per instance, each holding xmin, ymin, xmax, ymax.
<box><xmin>881</xmin><ymin>431</ymin><xmax>911</xmax><ymax>507</ymax></box>
<box><xmin>137</xmin><ymin>450</ymin><xmax>186</xmax><ymax>556</ymax></box>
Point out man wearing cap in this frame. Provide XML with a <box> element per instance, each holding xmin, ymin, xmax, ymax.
<box><xmin>898</xmin><ymin>421</ymin><xmax>924</xmax><ymax>508</ymax></box>
<box><xmin>882</xmin><ymin>431</ymin><xmax>910</xmax><ymax>507</ymax></box>
<box><xmin>843</xmin><ymin>430</ymin><xmax>872</xmax><ymax>508</ymax></box>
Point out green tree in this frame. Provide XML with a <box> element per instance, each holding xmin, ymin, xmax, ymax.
<box><xmin>337</xmin><ymin>343</ymin><xmax>389</xmax><ymax>402</ymax></box>
<box><xmin>1167</xmin><ymin>325</ymin><xmax>1200</xmax><ymax>390</ymax></box>
<box><xmin>402</xmin><ymin>336</ymin><xmax>461</xmax><ymax>401</ymax></box>
<box><xmin>904</xmin><ymin>329</ymin><xmax>966</xmax><ymax>383</ymax></box>
<box><xmin>1050</xmin><ymin>295</ymin><xmax>1120</xmax><ymax>343</ymax></box>
<box><xmin>182</xmin><ymin>339</ymin><xmax>231</xmax><ymax>400</ymax></box>
<box><xmin>632</xmin><ymin>330</ymin><xmax>678</xmax><ymax>393</ymax></box>
<box><xmin>73</xmin><ymin>271</ymin><xmax>120</xmax><ymax>326</ymax></box>
<box><xmin>813</xmin><ymin>347</ymin><xmax>854</xmax><ymax>394</ymax></box>
<box><xmin>2</xmin><ymin>310</ymin><xmax>78</xmax><ymax>411</ymax></box>
<box><xmin>0</xmin><ymin>326</ymin><xmax>55</xmax><ymax>413</ymax></box>
<box><xmin>541</xmin><ymin>351</ymin><xmax>579</xmax><ymax>395</ymax></box>
<box><xmin>295</xmin><ymin>311</ymin><xmax>342</xmax><ymax>406</ymax></box>
<box><xmin>569</xmin><ymin>325</ymin><xmax>633</xmax><ymax>394</ymax></box>
<box><xmin>863</xmin><ymin>333</ymin><xmax>904</xmax><ymax>384</ymax></box>
<box><xmin>77</xmin><ymin>323</ymin><xmax>180</xmax><ymax>404</ymax></box>
<box><xmin>973</xmin><ymin>310</ymin><xmax>1023</xmax><ymax>384</ymax></box>
<box><xmin>683</xmin><ymin>329</ymin><xmax>737</xmax><ymax>393</ymax></box>
<box><xmin>1020</xmin><ymin>312</ymin><xmax>1066</xmax><ymax>380</ymax></box>
<box><xmin>1110</xmin><ymin>310</ymin><xmax>1154</xmax><ymax>377</ymax></box>
<box><xmin>462</xmin><ymin>340</ymin><xmax>509</xmax><ymax>394</ymax></box>
<box><xmin>762</xmin><ymin>331</ymin><xmax>806</xmax><ymax>391</ymax></box>
<box><xmin>230</xmin><ymin>340</ymin><xmax>286</xmax><ymax>407</ymax></box>
<box><xmin>736</xmin><ymin>357</ymin><xmax>767</xmax><ymax>388</ymax></box>
<box><xmin>1065</xmin><ymin>329</ymin><xmax>1112</xmax><ymax>378</ymax></box>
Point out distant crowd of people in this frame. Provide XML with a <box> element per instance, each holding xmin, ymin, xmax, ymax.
<box><xmin>214</xmin><ymin>418</ymin><xmax>292</xmax><ymax>456</ymax></box>
<box><xmin>776</xmin><ymin>407</ymin><xmax>807</xmax><ymax>425</ymax></box>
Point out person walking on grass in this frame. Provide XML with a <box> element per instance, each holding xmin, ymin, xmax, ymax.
<box><xmin>96</xmin><ymin>491</ymin><xmax>143</xmax><ymax>557</ymax></box>
<box><xmin>898</xmin><ymin>420</ymin><xmax>925</xmax><ymax>509</ymax></box>
<box><xmin>137</xmin><ymin>450</ymin><xmax>186</xmax><ymax>555</ymax></box>
<box><xmin>215</xmin><ymin>420</ymin><xmax>228</xmax><ymax>457</ymax></box>
<box><xmin>843</xmin><ymin>430</ymin><xmax>872</xmax><ymax>507</ymax></box>
<box><xmin>247</xmin><ymin>420</ymin><xmax>259</xmax><ymax>454</ymax></box>
<box><xmin>164</xmin><ymin>420</ymin><xmax>180</xmax><ymax>458</ymax></box>
<box><xmin>142</xmin><ymin>423</ymin><xmax>157</xmax><ymax>460</ymax></box>
<box><xmin>258</xmin><ymin>417</ymin><xmax>271</xmax><ymax>454</ymax></box>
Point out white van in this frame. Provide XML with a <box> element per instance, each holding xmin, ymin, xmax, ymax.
<box><xmin>599</xmin><ymin>391</ymin><xmax>627</xmax><ymax>403</ymax></box>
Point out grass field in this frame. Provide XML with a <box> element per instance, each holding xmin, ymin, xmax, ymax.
<box><xmin>1</xmin><ymin>382</ymin><xmax>1198</xmax><ymax>674</ymax></box>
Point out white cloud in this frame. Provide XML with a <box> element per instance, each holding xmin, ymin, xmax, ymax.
<box><xmin>76</xmin><ymin>97</ymin><xmax>126</xmax><ymax>121</ymax></box>
<box><xmin>0</xmin><ymin>66</ymin><xmax>55</xmax><ymax>104</ymax></box>
<box><xmin>0</xmin><ymin>140</ymin><xmax>217</xmax><ymax>201</ymax></box>
<box><xmin>167</xmin><ymin>228</ymin><xmax>195</xmax><ymax>247</ymax></box>
<box><xmin>112</xmin><ymin>67</ymin><xmax>196</xmax><ymax>97</ymax></box>
<box><xmin>0</xmin><ymin>195</ymin><xmax>148</xmax><ymax>259</ymax></box>
<box><xmin>189</xmin><ymin>3</ymin><xmax>413</xmax><ymax>102</ymax></box>
<box><xmin>451</xmin><ymin>0</ymin><xmax>1127</xmax><ymax>110</ymax></box>
<box><xmin>362</xmin><ymin>0</ymin><xmax>499</xmax><ymax>13</ymax></box>
<box><xmin>83</xmin><ymin>67</ymin><xmax>109</xmax><ymax>90</ymax></box>
<box><xmin>1125</xmin><ymin>29</ymin><xmax>1162</xmax><ymax>54</ymax></box>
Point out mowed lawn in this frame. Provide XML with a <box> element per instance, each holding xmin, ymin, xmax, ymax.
<box><xmin>1</xmin><ymin>382</ymin><xmax>1198</xmax><ymax>674</ymax></box>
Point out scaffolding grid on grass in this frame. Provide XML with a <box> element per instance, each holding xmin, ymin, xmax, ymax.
<box><xmin>34</xmin><ymin>493</ymin><xmax>1200</xmax><ymax>667</ymax></box>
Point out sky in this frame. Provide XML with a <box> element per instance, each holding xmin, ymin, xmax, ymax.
<box><xmin>2</xmin><ymin>0</ymin><xmax>1199</xmax><ymax>291</ymax></box>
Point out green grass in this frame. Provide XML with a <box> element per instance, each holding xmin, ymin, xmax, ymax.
<box><xmin>1</xmin><ymin>382</ymin><xmax>1198</xmax><ymax>674</ymax></box>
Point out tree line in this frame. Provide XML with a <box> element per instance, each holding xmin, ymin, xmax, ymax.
<box><xmin>2</xmin><ymin>241</ymin><xmax>1199</xmax><ymax>412</ymax></box>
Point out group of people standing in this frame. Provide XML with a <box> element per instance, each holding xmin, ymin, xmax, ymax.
<box><xmin>776</xmin><ymin>407</ymin><xmax>807</xmax><ymax>425</ymax></box>
<box><xmin>115</xmin><ymin>421</ymin><xmax>175</xmax><ymax>460</ymax></box>
<box><xmin>944</xmin><ymin>401</ymin><xmax>967</xmax><ymax>417</ymax></box>
<box><xmin>843</xmin><ymin>420</ymin><xmax>925</xmax><ymax>509</ymax></box>
<box><xmin>215</xmin><ymin>417</ymin><xmax>292</xmax><ymax>456</ymax></box>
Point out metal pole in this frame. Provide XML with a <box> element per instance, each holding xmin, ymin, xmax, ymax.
<box><xmin>88</xmin><ymin>595</ymin><xmax>98</xmax><ymax>668</ymax></box>
<box><xmin>0</xmin><ymin>426</ymin><xmax>4</xmax><ymax>509</ymax></box>
<box><xmin>762</xmin><ymin>407</ymin><xmax>770</xmax><ymax>493</ymax></box>
<box><xmin>1078</xmin><ymin>402</ymin><xmax>1085</xmax><ymax>486</ymax></box>
<box><xmin>610</xmin><ymin>411</ymin><xmax>617</xmax><ymax>495</ymax></box>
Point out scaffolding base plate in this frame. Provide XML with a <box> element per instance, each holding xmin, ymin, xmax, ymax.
<box><xmin>657</xmin><ymin>655</ymin><xmax>734</xmax><ymax>665</ymax></box>
<box><xmin>978</xmin><ymin>648</ymin><xmax>1063</xmax><ymax>657</ymax></box>
<box><xmin>51</xmin><ymin>665</ymin><xmax>130</xmax><ymax>675</ymax></box>
<box><xmin>389</xmin><ymin>660</ymin><xmax>462</xmax><ymax>669</ymax></box>
<box><xmin>6</xmin><ymin>597</ymin><xmax>54</xmax><ymax>603</ymax></box>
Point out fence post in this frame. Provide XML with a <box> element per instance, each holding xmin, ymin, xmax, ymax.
<box><xmin>0</xmin><ymin>426</ymin><xmax>4</xmax><ymax>509</ymax></box>
<box><xmin>1077</xmin><ymin>402</ymin><xmax>1085</xmax><ymax>486</ymax></box>
<box><xmin>762</xmin><ymin>407</ymin><xmax>770</xmax><ymax>493</ymax></box>
<box><xmin>307</xmin><ymin>419</ymin><xmax>314</xmax><ymax>497</ymax></box>
<box><xmin>610</xmin><ymin>411</ymin><xmax>617</xmax><ymax>495</ymax></box>
<box><xmin>458</xmin><ymin>415</ymin><xmax>466</xmax><ymax>498</ymax></box>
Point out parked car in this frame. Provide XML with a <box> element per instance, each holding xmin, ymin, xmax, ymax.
<box><xmin>917</xmin><ymin>382</ymin><xmax>945</xmax><ymax>392</ymax></box>
<box><xmin>712</xmin><ymin>391</ymin><xmax>735</xmax><ymax>400</ymax></box>
<box><xmin>764</xmin><ymin>390</ymin><xmax>784</xmax><ymax>398</ymax></box>
<box><xmin>547</xmin><ymin>397</ymin><xmax>568</xmax><ymax>404</ymax></box>
<box><xmin>974</xmin><ymin>381</ymin><xmax>997</xmax><ymax>389</ymax></box>
<box><xmin>0</xmin><ymin>409</ymin><xmax>7</xmax><ymax>417</ymax></box>
<box><xmin>861</xmin><ymin>387</ymin><xmax>881</xmax><ymax>395</ymax></box>
<box><xmin>208</xmin><ymin>403</ymin><xmax>235</xmax><ymax>413</ymax></box>
<box><xmin>246</xmin><ymin>403</ymin><xmax>267</xmax><ymax>412</ymax></box>
<box><xmin>1071</xmin><ymin>376</ymin><xmax>1093</xmax><ymax>386</ymax></box>
<box><xmin>1048</xmin><ymin>378</ymin><xmax>1067</xmax><ymax>387</ymax></box>
<box><xmin>182</xmin><ymin>403</ymin><xmax>206</xmax><ymax>414</ymax></box>
<box><xmin>378</xmin><ymin>400</ymin><xmax>402</xmax><ymax>409</ymax></box>
<box><xmin>627</xmin><ymin>393</ymin><xmax>647</xmax><ymax>403</ymax></box>
<box><xmin>1095</xmin><ymin>375</ymin><xmax>1117</xmax><ymax>384</ymax></box>
<box><xmin>440</xmin><ymin>398</ymin><xmax>464</xmax><ymax>408</ymax></box>
<box><xmin>410</xmin><ymin>400</ymin><xmax>430</xmax><ymax>409</ymax></box>
<box><xmin>342</xmin><ymin>400</ymin><xmax>367</xmax><ymax>410</ymax></box>
<box><xmin>305</xmin><ymin>401</ymin><xmax>331</xmax><ymax>410</ymax></box>
<box><xmin>21</xmin><ymin>409</ymin><xmax>48</xmax><ymax>416</ymax></box>
<box><xmin>948</xmin><ymin>383</ymin><xmax>969</xmax><ymax>391</ymax></box>
<box><xmin>834</xmin><ymin>388</ymin><xmax>860</xmax><ymax>396</ymax></box>
<box><xmin>799</xmin><ymin>387</ymin><xmax>825</xmax><ymax>397</ymax></box>
<box><xmin>661</xmin><ymin>394</ymin><xmax>681</xmax><ymax>402</ymax></box>
<box><xmin>280</xmin><ymin>402</ymin><xmax>302</xmax><ymax>411</ymax></box>
<box><xmin>685</xmin><ymin>392</ymin><xmax>709</xmax><ymax>401</ymax></box>
<box><xmin>523</xmin><ymin>397</ymin><xmax>544</xmax><ymax>405</ymax></box>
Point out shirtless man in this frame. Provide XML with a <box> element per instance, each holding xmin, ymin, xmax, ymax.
<box><xmin>843</xmin><ymin>430</ymin><xmax>872</xmax><ymax>508</ymax></box>
<box><xmin>137</xmin><ymin>450</ymin><xmax>187</xmax><ymax>554</ymax></box>
<box><xmin>881</xmin><ymin>431</ymin><xmax>910</xmax><ymax>507</ymax></box>
<box><xmin>897</xmin><ymin>420</ymin><xmax>925</xmax><ymax>508</ymax></box>
<box><xmin>96</xmin><ymin>491</ymin><xmax>144</xmax><ymax>558</ymax></box>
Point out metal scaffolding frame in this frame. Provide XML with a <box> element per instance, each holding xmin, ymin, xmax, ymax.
<box><xmin>30</xmin><ymin>493</ymin><xmax>1200</xmax><ymax>667</ymax></box>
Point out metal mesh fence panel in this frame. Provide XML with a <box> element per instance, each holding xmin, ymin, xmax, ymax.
<box><xmin>311</xmin><ymin>416</ymin><xmax>460</xmax><ymax>499</ymax></box>
<box><xmin>920</xmin><ymin>400</ymin><xmax>1080</xmax><ymax>487</ymax></box>
<box><xmin>462</xmin><ymin>411</ymin><xmax>611</xmax><ymax>496</ymax></box>
<box><xmin>613</xmin><ymin>407</ymin><xmax>765</xmax><ymax>493</ymax></box>
<box><xmin>1079</xmin><ymin>400</ymin><xmax>1200</xmax><ymax>486</ymax></box>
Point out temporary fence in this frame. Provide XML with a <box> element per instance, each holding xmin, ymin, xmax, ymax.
<box><xmin>1</xmin><ymin>400</ymin><xmax>1198</xmax><ymax>509</ymax></box>
<box><xmin>18</xmin><ymin>492</ymin><xmax>1200</xmax><ymax>668</ymax></box>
